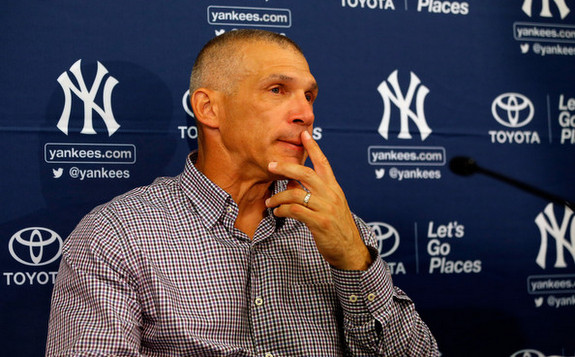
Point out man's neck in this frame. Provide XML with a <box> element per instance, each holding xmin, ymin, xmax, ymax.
<box><xmin>195</xmin><ymin>151</ymin><xmax>273</xmax><ymax>239</ymax></box>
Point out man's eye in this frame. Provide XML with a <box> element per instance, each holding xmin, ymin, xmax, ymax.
<box><xmin>305</xmin><ymin>93</ymin><xmax>313</xmax><ymax>102</ymax></box>
<box><xmin>271</xmin><ymin>87</ymin><xmax>281</xmax><ymax>94</ymax></box>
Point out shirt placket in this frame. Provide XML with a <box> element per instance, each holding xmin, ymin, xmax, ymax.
<box><xmin>248</xmin><ymin>216</ymin><xmax>278</xmax><ymax>357</ymax></box>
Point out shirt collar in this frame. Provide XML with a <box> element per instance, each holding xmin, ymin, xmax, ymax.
<box><xmin>179</xmin><ymin>152</ymin><xmax>233</xmax><ymax>230</ymax></box>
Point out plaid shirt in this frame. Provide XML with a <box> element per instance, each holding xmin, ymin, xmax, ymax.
<box><xmin>46</xmin><ymin>153</ymin><xmax>438</xmax><ymax>356</ymax></box>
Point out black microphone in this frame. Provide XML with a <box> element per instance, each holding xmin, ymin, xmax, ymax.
<box><xmin>449</xmin><ymin>156</ymin><xmax>574</xmax><ymax>209</ymax></box>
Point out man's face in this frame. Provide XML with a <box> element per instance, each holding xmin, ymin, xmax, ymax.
<box><xmin>216</xmin><ymin>41</ymin><xmax>318</xmax><ymax>179</ymax></box>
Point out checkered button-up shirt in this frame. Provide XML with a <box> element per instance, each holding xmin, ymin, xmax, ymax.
<box><xmin>46</xmin><ymin>153</ymin><xmax>438</xmax><ymax>356</ymax></box>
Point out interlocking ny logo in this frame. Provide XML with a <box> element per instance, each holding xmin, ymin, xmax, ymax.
<box><xmin>522</xmin><ymin>0</ymin><xmax>570</xmax><ymax>19</ymax></box>
<box><xmin>57</xmin><ymin>59</ymin><xmax>120</xmax><ymax>136</ymax></box>
<box><xmin>377</xmin><ymin>70</ymin><xmax>432</xmax><ymax>141</ymax></box>
<box><xmin>534</xmin><ymin>203</ymin><xmax>575</xmax><ymax>269</ymax></box>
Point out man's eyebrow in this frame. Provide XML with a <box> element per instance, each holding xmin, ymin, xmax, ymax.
<box><xmin>263</xmin><ymin>73</ymin><xmax>293</xmax><ymax>82</ymax></box>
<box><xmin>262</xmin><ymin>73</ymin><xmax>318</xmax><ymax>91</ymax></box>
<box><xmin>307</xmin><ymin>81</ymin><xmax>319</xmax><ymax>92</ymax></box>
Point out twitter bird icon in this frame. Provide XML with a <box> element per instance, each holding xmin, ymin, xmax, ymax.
<box><xmin>53</xmin><ymin>168</ymin><xmax>64</xmax><ymax>179</ymax></box>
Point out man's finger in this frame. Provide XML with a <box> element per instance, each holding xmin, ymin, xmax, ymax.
<box><xmin>268</xmin><ymin>161</ymin><xmax>323</xmax><ymax>193</ymax></box>
<box><xmin>286</xmin><ymin>179</ymin><xmax>301</xmax><ymax>191</ymax></box>
<box><xmin>266</xmin><ymin>188</ymin><xmax>317</xmax><ymax>211</ymax></box>
<box><xmin>301</xmin><ymin>131</ymin><xmax>337</xmax><ymax>184</ymax></box>
<box><xmin>272</xmin><ymin>202</ymin><xmax>321</xmax><ymax>225</ymax></box>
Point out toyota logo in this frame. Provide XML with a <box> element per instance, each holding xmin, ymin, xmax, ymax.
<box><xmin>8</xmin><ymin>227</ymin><xmax>63</xmax><ymax>266</ymax></box>
<box><xmin>368</xmin><ymin>222</ymin><xmax>400</xmax><ymax>257</ymax></box>
<box><xmin>509</xmin><ymin>349</ymin><xmax>546</xmax><ymax>357</ymax></box>
<box><xmin>491</xmin><ymin>92</ymin><xmax>534</xmax><ymax>128</ymax></box>
<box><xmin>182</xmin><ymin>89</ymin><xmax>195</xmax><ymax>118</ymax></box>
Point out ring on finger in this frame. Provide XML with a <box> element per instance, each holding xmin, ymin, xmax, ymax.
<box><xmin>303</xmin><ymin>192</ymin><xmax>312</xmax><ymax>207</ymax></box>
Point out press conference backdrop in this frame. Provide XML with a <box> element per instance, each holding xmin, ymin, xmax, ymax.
<box><xmin>2</xmin><ymin>0</ymin><xmax>575</xmax><ymax>355</ymax></box>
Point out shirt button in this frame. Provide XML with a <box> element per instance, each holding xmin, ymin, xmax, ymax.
<box><xmin>349</xmin><ymin>294</ymin><xmax>358</xmax><ymax>303</ymax></box>
<box><xmin>227</xmin><ymin>206</ymin><xmax>233</xmax><ymax>213</ymax></box>
<box><xmin>367</xmin><ymin>293</ymin><xmax>377</xmax><ymax>301</ymax></box>
<box><xmin>265</xmin><ymin>353</ymin><xmax>274</xmax><ymax>357</ymax></box>
<box><xmin>254</xmin><ymin>297</ymin><xmax>263</xmax><ymax>306</ymax></box>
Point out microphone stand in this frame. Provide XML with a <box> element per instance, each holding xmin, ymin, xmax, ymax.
<box><xmin>449</xmin><ymin>156</ymin><xmax>574</xmax><ymax>210</ymax></box>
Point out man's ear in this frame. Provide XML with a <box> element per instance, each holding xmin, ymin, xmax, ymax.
<box><xmin>190</xmin><ymin>88</ymin><xmax>220</xmax><ymax>129</ymax></box>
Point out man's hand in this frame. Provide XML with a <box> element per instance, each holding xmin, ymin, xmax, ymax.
<box><xmin>266</xmin><ymin>131</ymin><xmax>372</xmax><ymax>270</ymax></box>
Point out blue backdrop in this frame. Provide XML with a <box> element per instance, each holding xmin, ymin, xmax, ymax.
<box><xmin>1</xmin><ymin>1</ymin><xmax>574</xmax><ymax>356</ymax></box>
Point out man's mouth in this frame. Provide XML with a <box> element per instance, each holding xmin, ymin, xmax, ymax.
<box><xmin>277</xmin><ymin>138</ymin><xmax>306</xmax><ymax>155</ymax></box>
<box><xmin>279</xmin><ymin>138</ymin><xmax>303</xmax><ymax>147</ymax></box>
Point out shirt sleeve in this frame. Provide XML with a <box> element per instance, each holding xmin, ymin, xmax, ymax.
<box><xmin>330</xmin><ymin>216</ymin><xmax>439</xmax><ymax>356</ymax></box>
<box><xmin>45</xmin><ymin>209</ymin><xmax>143</xmax><ymax>356</ymax></box>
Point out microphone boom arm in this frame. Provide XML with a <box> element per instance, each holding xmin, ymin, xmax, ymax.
<box><xmin>450</xmin><ymin>156</ymin><xmax>574</xmax><ymax>209</ymax></box>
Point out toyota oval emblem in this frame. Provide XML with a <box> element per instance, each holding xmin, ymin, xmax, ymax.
<box><xmin>491</xmin><ymin>92</ymin><xmax>534</xmax><ymax>128</ymax></box>
<box><xmin>509</xmin><ymin>349</ymin><xmax>546</xmax><ymax>357</ymax></box>
<box><xmin>182</xmin><ymin>89</ymin><xmax>195</xmax><ymax>118</ymax></box>
<box><xmin>8</xmin><ymin>227</ymin><xmax>63</xmax><ymax>266</ymax></box>
<box><xmin>368</xmin><ymin>222</ymin><xmax>400</xmax><ymax>258</ymax></box>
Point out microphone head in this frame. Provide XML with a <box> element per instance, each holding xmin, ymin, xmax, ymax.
<box><xmin>449</xmin><ymin>156</ymin><xmax>479</xmax><ymax>176</ymax></box>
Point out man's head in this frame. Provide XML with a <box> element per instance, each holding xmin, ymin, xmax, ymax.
<box><xmin>190</xmin><ymin>29</ymin><xmax>304</xmax><ymax>95</ymax></box>
<box><xmin>189</xmin><ymin>30</ymin><xmax>318</xmax><ymax>180</ymax></box>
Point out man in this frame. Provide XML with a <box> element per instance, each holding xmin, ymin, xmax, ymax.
<box><xmin>46</xmin><ymin>29</ymin><xmax>438</xmax><ymax>356</ymax></box>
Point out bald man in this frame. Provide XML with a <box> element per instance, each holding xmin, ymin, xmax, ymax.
<box><xmin>47</xmin><ymin>29</ymin><xmax>438</xmax><ymax>356</ymax></box>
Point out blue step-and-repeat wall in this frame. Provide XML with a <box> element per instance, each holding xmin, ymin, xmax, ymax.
<box><xmin>1</xmin><ymin>1</ymin><xmax>574</xmax><ymax>356</ymax></box>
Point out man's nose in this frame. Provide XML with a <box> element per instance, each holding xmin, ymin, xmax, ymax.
<box><xmin>290</xmin><ymin>93</ymin><xmax>315</xmax><ymax>126</ymax></box>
